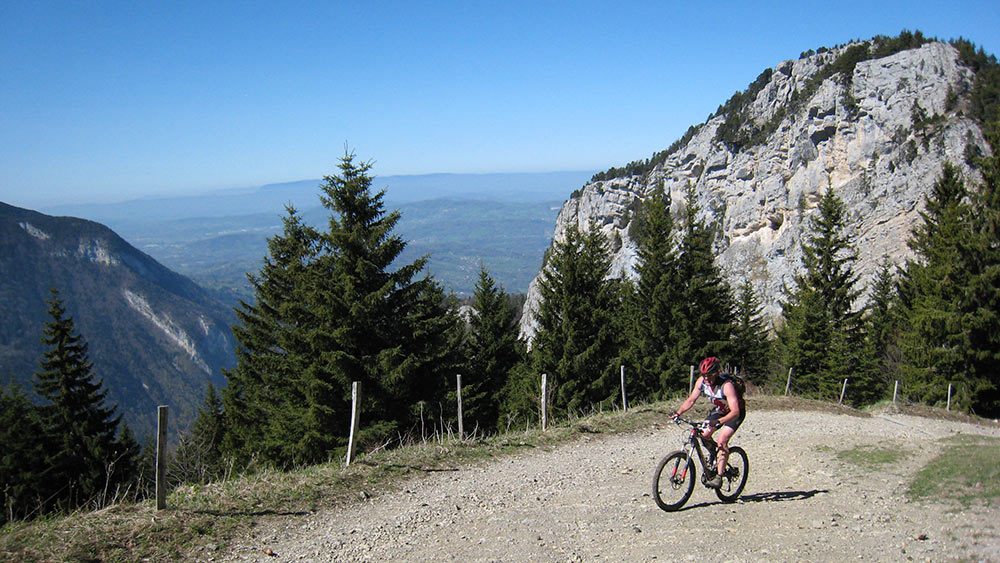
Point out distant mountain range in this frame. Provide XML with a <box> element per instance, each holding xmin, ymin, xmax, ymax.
<box><xmin>0</xmin><ymin>202</ymin><xmax>235</xmax><ymax>440</ymax></box>
<box><xmin>42</xmin><ymin>171</ymin><xmax>593</xmax><ymax>302</ymax></box>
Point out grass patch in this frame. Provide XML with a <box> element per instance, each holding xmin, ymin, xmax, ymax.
<box><xmin>907</xmin><ymin>435</ymin><xmax>1000</xmax><ymax>507</ymax></box>
<box><xmin>835</xmin><ymin>444</ymin><xmax>911</xmax><ymax>469</ymax></box>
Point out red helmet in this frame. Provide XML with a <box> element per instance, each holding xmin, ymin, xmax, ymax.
<box><xmin>699</xmin><ymin>357</ymin><xmax>721</xmax><ymax>376</ymax></box>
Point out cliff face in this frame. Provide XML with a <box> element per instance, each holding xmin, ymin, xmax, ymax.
<box><xmin>521</xmin><ymin>41</ymin><xmax>990</xmax><ymax>340</ymax></box>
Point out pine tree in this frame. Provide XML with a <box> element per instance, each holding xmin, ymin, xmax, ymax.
<box><xmin>465</xmin><ymin>267</ymin><xmax>523</xmax><ymax>433</ymax></box>
<box><xmin>529</xmin><ymin>223</ymin><xmax>620</xmax><ymax>418</ymax></box>
<box><xmin>0</xmin><ymin>383</ymin><xmax>50</xmax><ymax>524</ymax></box>
<box><xmin>731</xmin><ymin>279</ymin><xmax>771</xmax><ymax>383</ymax></box>
<box><xmin>225</xmin><ymin>152</ymin><xmax>463</xmax><ymax>464</ymax></box>
<box><xmin>620</xmin><ymin>185</ymin><xmax>681</xmax><ymax>401</ymax></box>
<box><xmin>898</xmin><ymin>163</ymin><xmax>975</xmax><ymax>408</ymax></box>
<box><xmin>964</xmin><ymin>115</ymin><xmax>1000</xmax><ymax>416</ymax></box>
<box><xmin>672</xmin><ymin>185</ymin><xmax>733</xmax><ymax>376</ymax></box>
<box><xmin>174</xmin><ymin>384</ymin><xmax>225</xmax><ymax>484</ymax></box>
<box><xmin>223</xmin><ymin>206</ymin><xmax>320</xmax><ymax>466</ymax></box>
<box><xmin>308</xmin><ymin>151</ymin><xmax>461</xmax><ymax>454</ymax></box>
<box><xmin>33</xmin><ymin>289</ymin><xmax>122</xmax><ymax>511</ymax></box>
<box><xmin>856</xmin><ymin>262</ymin><xmax>901</xmax><ymax>405</ymax></box>
<box><xmin>779</xmin><ymin>187</ymin><xmax>862</xmax><ymax>399</ymax></box>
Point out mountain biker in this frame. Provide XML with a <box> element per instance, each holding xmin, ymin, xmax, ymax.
<box><xmin>669</xmin><ymin>357</ymin><xmax>745</xmax><ymax>488</ymax></box>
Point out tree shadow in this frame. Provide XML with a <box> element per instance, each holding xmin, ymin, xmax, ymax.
<box><xmin>672</xmin><ymin>489</ymin><xmax>828</xmax><ymax>511</ymax></box>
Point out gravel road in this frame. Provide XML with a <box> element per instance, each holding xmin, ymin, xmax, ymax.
<box><xmin>222</xmin><ymin>411</ymin><xmax>1000</xmax><ymax>562</ymax></box>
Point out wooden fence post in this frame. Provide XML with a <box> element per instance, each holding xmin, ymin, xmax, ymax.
<box><xmin>346</xmin><ymin>381</ymin><xmax>361</xmax><ymax>466</ymax></box>
<box><xmin>456</xmin><ymin>374</ymin><xmax>464</xmax><ymax>440</ymax></box>
<box><xmin>155</xmin><ymin>405</ymin><xmax>168</xmax><ymax>511</ymax></box>
<box><xmin>893</xmin><ymin>380</ymin><xmax>899</xmax><ymax>408</ymax></box>
<box><xmin>620</xmin><ymin>365</ymin><xmax>627</xmax><ymax>412</ymax></box>
<box><xmin>541</xmin><ymin>373</ymin><xmax>548</xmax><ymax>432</ymax></box>
<box><xmin>839</xmin><ymin>378</ymin><xmax>848</xmax><ymax>405</ymax></box>
<box><xmin>785</xmin><ymin>367</ymin><xmax>793</xmax><ymax>396</ymax></box>
<box><xmin>947</xmin><ymin>384</ymin><xmax>953</xmax><ymax>411</ymax></box>
<box><xmin>689</xmin><ymin>365</ymin><xmax>695</xmax><ymax>392</ymax></box>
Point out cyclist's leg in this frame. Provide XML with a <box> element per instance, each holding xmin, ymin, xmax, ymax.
<box><xmin>714</xmin><ymin>425</ymin><xmax>736</xmax><ymax>475</ymax></box>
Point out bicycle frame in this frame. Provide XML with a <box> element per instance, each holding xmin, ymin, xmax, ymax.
<box><xmin>653</xmin><ymin>415</ymin><xmax>749</xmax><ymax>511</ymax></box>
<box><xmin>675</xmin><ymin>417</ymin><xmax>717</xmax><ymax>484</ymax></box>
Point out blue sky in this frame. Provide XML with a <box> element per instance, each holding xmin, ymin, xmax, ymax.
<box><xmin>2</xmin><ymin>1</ymin><xmax>998</xmax><ymax>208</ymax></box>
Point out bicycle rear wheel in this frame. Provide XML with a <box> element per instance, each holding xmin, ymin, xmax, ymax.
<box><xmin>652</xmin><ymin>451</ymin><xmax>695</xmax><ymax>511</ymax></box>
<box><xmin>715</xmin><ymin>446</ymin><xmax>748</xmax><ymax>503</ymax></box>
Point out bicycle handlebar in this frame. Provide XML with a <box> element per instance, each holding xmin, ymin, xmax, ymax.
<box><xmin>670</xmin><ymin>415</ymin><xmax>702</xmax><ymax>427</ymax></box>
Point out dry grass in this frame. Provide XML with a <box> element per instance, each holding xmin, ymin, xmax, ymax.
<box><xmin>2</xmin><ymin>392</ymin><xmax>995</xmax><ymax>562</ymax></box>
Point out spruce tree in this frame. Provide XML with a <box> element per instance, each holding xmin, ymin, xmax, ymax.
<box><xmin>620</xmin><ymin>186</ymin><xmax>681</xmax><ymax>400</ymax></box>
<box><xmin>0</xmin><ymin>383</ymin><xmax>50</xmax><ymax>524</ymax></box>
<box><xmin>899</xmin><ymin>149</ymin><xmax>1000</xmax><ymax>416</ymax></box>
<box><xmin>856</xmin><ymin>261</ymin><xmax>901</xmax><ymax>405</ymax></box>
<box><xmin>33</xmin><ymin>289</ymin><xmax>122</xmax><ymax>511</ymax></box>
<box><xmin>672</xmin><ymin>185</ymin><xmax>733</xmax><ymax>375</ymax></box>
<box><xmin>308</xmin><ymin>152</ymin><xmax>461</xmax><ymax>454</ymax></box>
<box><xmin>964</xmin><ymin>116</ymin><xmax>1000</xmax><ymax>416</ymax></box>
<box><xmin>226</xmin><ymin>152</ymin><xmax>463</xmax><ymax>464</ymax></box>
<box><xmin>898</xmin><ymin>163</ymin><xmax>975</xmax><ymax>408</ymax></box>
<box><xmin>223</xmin><ymin>206</ymin><xmax>320</xmax><ymax>466</ymax></box>
<box><xmin>731</xmin><ymin>279</ymin><xmax>771</xmax><ymax>383</ymax></box>
<box><xmin>465</xmin><ymin>267</ymin><xmax>523</xmax><ymax>433</ymax></box>
<box><xmin>529</xmin><ymin>223</ymin><xmax>620</xmax><ymax>418</ymax></box>
<box><xmin>174</xmin><ymin>384</ymin><xmax>225</xmax><ymax>484</ymax></box>
<box><xmin>779</xmin><ymin>187</ymin><xmax>862</xmax><ymax>399</ymax></box>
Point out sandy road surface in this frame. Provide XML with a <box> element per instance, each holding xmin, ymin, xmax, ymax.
<box><xmin>222</xmin><ymin>411</ymin><xmax>1000</xmax><ymax>562</ymax></box>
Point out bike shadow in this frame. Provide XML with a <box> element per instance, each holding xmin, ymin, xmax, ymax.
<box><xmin>675</xmin><ymin>489</ymin><xmax>828</xmax><ymax>511</ymax></box>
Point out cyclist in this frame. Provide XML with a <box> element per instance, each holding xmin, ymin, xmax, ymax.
<box><xmin>669</xmin><ymin>357</ymin><xmax>745</xmax><ymax>488</ymax></box>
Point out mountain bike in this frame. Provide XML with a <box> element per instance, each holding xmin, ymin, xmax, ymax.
<box><xmin>652</xmin><ymin>416</ymin><xmax>749</xmax><ymax>511</ymax></box>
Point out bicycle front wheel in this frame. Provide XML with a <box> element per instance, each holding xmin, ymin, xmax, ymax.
<box><xmin>715</xmin><ymin>446</ymin><xmax>748</xmax><ymax>503</ymax></box>
<box><xmin>652</xmin><ymin>451</ymin><xmax>695</xmax><ymax>511</ymax></box>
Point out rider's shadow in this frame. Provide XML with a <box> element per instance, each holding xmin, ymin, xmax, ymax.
<box><xmin>676</xmin><ymin>489</ymin><xmax>828</xmax><ymax>511</ymax></box>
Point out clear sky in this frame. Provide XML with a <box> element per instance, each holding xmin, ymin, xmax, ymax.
<box><xmin>2</xmin><ymin>1</ymin><xmax>998</xmax><ymax>209</ymax></box>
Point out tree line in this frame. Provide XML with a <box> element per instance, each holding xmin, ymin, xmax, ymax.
<box><xmin>4</xmin><ymin>124</ymin><xmax>998</xmax><ymax>522</ymax></box>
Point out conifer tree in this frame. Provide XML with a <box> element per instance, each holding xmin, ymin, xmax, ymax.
<box><xmin>964</xmin><ymin>116</ymin><xmax>1000</xmax><ymax>416</ymax></box>
<box><xmin>672</xmin><ymin>185</ymin><xmax>733</xmax><ymax>374</ymax></box>
<box><xmin>0</xmin><ymin>383</ymin><xmax>50</xmax><ymax>524</ymax></box>
<box><xmin>33</xmin><ymin>289</ymin><xmax>122</xmax><ymax>510</ymax></box>
<box><xmin>530</xmin><ymin>223</ymin><xmax>620</xmax><ymax>418</ymax></box>
<box><xmin>779</xmin><ymin>187</ymin><xmax>862</xmax><ymax>399</ymax></box>
<box><xmin>620</xmin><ymin>186</ymin><xmax>681</xmax><ymax>400</ymax></box>
<box><xmin>731</xmin><ymin>279</ymin><xmax>771</xmax><ymax>383</ymax></box>
<box><xmin>897</xmin><ymin>163</ymin><xmax>975</xmax><ymax>408</ymax></box>
<box><xmin>855</xmin><ymin>261</ymin><xmax>900</xmax><ymax>405</ymax></box>
<box><xmin>174</xmin><ymin>384</ymin><xmax>226</xmax><ymax>484</ymax></box>
<box><xmin>464</xmin><ymin>267</ymin><xmax>523</xmax><ymax>432</ymax></box>
<box><xmin>223</xmin><ymin>207</ymin><xmax>320</xmax><ymax>466</ymax></box>
<box><xmin>225</xmin><ymin>152</ymin><xmax>462</xmax><ymax>465</ymax></box>
<box><xmin>899</xmin><ymin>151</ymin><xmax>1000</xmax><ymax>415</ymax></box>
<box><xmin>307</xmin><ymin>152</ymin><xmax>462</xmax><ymax>454</ymax></box>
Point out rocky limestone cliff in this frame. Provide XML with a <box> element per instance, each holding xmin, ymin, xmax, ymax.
<box><xmin>521</xmin><ymin>41</ymin><xmax>991</xmax><ymax>340</ymax></box>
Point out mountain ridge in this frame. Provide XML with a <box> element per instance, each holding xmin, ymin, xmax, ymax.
<box><xmin>0</xmin><ymin>201</ymin><xmax>236</xmax><ymax>440</ymax></box>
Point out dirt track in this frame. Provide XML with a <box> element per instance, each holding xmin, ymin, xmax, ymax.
<box><xmin>222</xmin><ymin>411</ymin><xmax>1000</xmax><ymax>562</ymax></box>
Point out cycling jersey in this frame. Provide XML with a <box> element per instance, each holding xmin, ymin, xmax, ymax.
<box><xmin>700</xmin><ymin>378</ymin><xmax>730</xmax><ymax>414</ymax></box>
<box><xmin>700</xmin><ymin>375</ymin><xmax>746</xmax><ymax>416</ymax></box>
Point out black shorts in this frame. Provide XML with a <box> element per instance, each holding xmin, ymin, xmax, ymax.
<box><xmin>707</xmin><ymin>411</ymin><xmax>745</xmax><ymax>431</ymax></box>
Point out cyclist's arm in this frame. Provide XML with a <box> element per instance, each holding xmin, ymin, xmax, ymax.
<box><xmin>673</xmin><ymin>376</ymin><xmax>704</xmax><ymax>417</ymax></box>
<box><xmin>716</xmin><ymin>381</ymin><xmax>741</xmax><ymax>425</ymax></box>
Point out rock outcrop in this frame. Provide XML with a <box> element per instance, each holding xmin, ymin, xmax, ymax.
<box><xmin>522</xmin><ymin>41</ymin><xmax>991</xmax><ymax>340</ymax></box>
